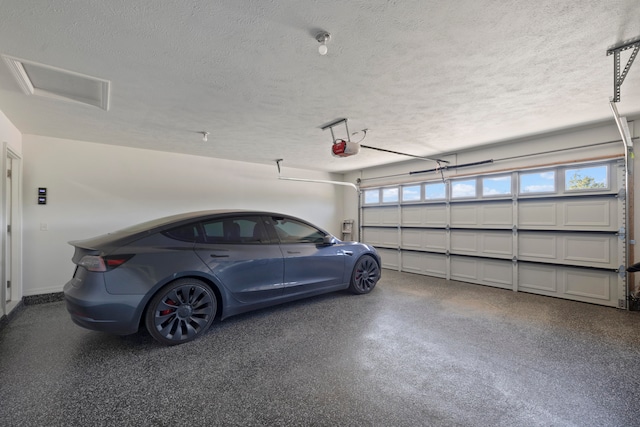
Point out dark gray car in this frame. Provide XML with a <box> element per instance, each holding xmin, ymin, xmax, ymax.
<box><xmin>63</xmin><ymin>210</ymin><xmax>381</xmax><ymax>345</ymax></box>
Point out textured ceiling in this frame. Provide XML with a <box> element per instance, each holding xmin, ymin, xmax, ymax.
<box><xmin>1</xmin><ymin>1</ymin><xmax>640</xmax><ymax>173</ymax></box>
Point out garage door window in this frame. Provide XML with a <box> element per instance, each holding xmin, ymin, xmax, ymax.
<box><xmin>565</xmin><ymin>165</ymin><xmax>608</xmax><ymax>191</ymax></box>
<box><xmin>483</xmin><ymin>175</ymin><xmax>511</xmax><ymax>197</ymax></box>
<box><xmin>402</xmin><ymin>185</ymin><xmax>421</xmax><ymax>202</ymax></box>
<box><xmin>520</xmin><ymin>171</ymin><xmax>555</xmax><ymax>194</ymax></box>
<box><xmin>382</xmin><ymin>187</ymin><xmax>399</xmax><ymax>203</ymax></box>
<box><xmin>425</xmin><ymin>182</ymin><xmax>446</xmax><ymax>200</ymax></box>
<box><xmin>364</xmin><ymin>189</ymin><xmax>380</xmax><ymax>204</ymax></box>
<box><xmin>451</xmin><ymin>179</ymin><xmax>476</xmax><ymax>199</ymax></box>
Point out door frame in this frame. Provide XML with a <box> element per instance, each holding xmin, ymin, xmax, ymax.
<box><xmin>1</xmin><ymin>142</ymin><xmax>22</xmax><ymax>318</ymax></box>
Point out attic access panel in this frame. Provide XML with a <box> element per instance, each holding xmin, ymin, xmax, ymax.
<box><xmin>2</xmin><ymin>55</ymin><xmax>110</xmax><ymax>110</ymax></box>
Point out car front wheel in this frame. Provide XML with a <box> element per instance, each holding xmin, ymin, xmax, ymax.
<box><xmin>145</xmin><ymin>278</ymin><xmax>217</xmax><ymax>345</ymax></box>
<box><xmin>348</xmin><ymin>255</ymin><xmax>380</xmax><ymax>294</ymax></box>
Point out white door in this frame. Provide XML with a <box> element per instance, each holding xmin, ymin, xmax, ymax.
<box><xmin>4</xmin><ymin>155</ymin><xmax>12</xmax><ymax>304</ymax></box>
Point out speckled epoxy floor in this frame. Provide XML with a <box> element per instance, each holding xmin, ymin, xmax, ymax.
<box><xmin>1</xmin><ymin>270</ymin><xmax>640</xmax><ymax>426</ymax></box>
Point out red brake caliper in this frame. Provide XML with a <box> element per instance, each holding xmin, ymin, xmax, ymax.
<box><xmin>160</xmin><ymin>299</ymin><xmax>176</xmax><ymax>316</ymax></box>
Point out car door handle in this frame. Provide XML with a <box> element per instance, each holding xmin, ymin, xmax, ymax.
<box><xmin>343</xmin><ymin>250</ymin><xmax>353</xmax><ymax>256</ymax></box>
<box><xmin>210</xmin><ymin>254</ymin><xmax>229</xmax><ymax>258</ymax></box>
<box><xmin>287</xmin><ymin>251</ymin><xmax>301</xmax><ymax>254</ymax></box>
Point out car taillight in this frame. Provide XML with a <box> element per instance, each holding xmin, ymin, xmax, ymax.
<box><xmin>105</xmin><ymin>257</ymin><xmax>129</xmax><ymax>269</ymax></box>
<box><xmin>78</xmin><ymin>255</ymin><xmax>133</xmax><ymax>272</ymax></box>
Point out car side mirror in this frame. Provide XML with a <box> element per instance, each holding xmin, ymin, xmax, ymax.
<box><xmin>321</xmin><ymin>235</ymin><xmax>337</xmax><ymax>246</ymax></box>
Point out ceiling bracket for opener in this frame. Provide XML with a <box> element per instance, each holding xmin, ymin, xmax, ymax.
<box><xmin>607</xmin><ymin>36</ymin><xmax>640</xmax><ymax>103</ymax></box>
<box><xmin>320</xmin><ymin>118</ymin><xmax>351</xmax><ymax>143</ymax></box>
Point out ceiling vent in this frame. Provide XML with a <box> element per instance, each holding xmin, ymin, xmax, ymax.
<box><xmin>2</xmin><ymin>55</ymin><xmax>110</xmax><ymax>111</ymax></box>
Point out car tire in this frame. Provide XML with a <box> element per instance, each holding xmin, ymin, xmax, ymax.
<box><xmin>348</xmin><ymin>255</ymin><xmax>380</xmax><ymax>294</ymax></box>
<box><xmin>145</xmin><ymin>278</ymin><xmax>217</xmax><ymax>345</ymax></box>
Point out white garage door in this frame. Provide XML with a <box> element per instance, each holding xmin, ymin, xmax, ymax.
<box><xmin>361</xmin><ymin>159</ymin><xmax>626</xmax><ymax>308</ymax></box>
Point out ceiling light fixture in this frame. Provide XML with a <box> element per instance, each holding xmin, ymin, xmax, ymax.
<box><xmin>200</xmin><ymin>131</ymin><xmax>209</xmax><ymax>142</ymax></box>
<box><xmin>316</xmin><ymin>31</ymin><xmax>331</xmax><ymax>55</ymax></box>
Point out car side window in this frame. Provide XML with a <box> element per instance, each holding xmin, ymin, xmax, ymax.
<box><xmin>201</xmin><ymin>216</ymin><xmax>268</xmax><ymax>244</ymax></box>
<box><xmin>163</xmin><ymin>223</ymin><xmax>201</xmax><ymax>242</ymax></box>
<box><xmin>271</xmin><ymin>217</ymin><xmax>325</xmax><ymax>244</ymax></box>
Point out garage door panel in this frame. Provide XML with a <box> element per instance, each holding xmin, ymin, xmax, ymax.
<box><xmin>451</xmin><ymin>256</ymin><xmax>512</xmax><ymax>289</ymax></box>
<box><xmin>401</xmin><ymin>251</ymin><xmax>423</xmax><ymax>274</ymax></box>
<box><xmin>401</xmin><ymin>206</ymin><xmax>423</xmax><ymax>226</ymax></box>
<box><xmin>519</xmin><ymin>234</ymin><xmax>558</xmax><ymax>259</ymax></box>
<box><xmin>519</xmin><ymin>264</ymin><xmax>558</xmax><ymax>292</ymax></box>
<box><xmin>564</xmin><ymin>270</ymin><xmax>612</xmax><ymax>301</ymax></box>
<box><xmin>450</xmin><ymin>231</ymin><xmax>478</xmax><ymax>253</ymax></box>
<box><xmin>401</xmin><ymin>229</ymin><xmax>446</xmax><ymax>251</ymax></box>
<box><xmin>451</xmin><ymin>230</ymin><xmax>512</xmax><ymax>258</ymax></box>
<box><xmin>381</xmin><ymin>207</ymin><xmax>400</xmax><ymax>225</ymax></box>
<box><xmin>519</xmin><ymin>202</ymin><xmax>557</xmax><ymax>227</ymax></box>
<box><xmin>563</xmin><ymin>200</ymin><xmax>613</xmax><ymax>228</ymax></box>
<box><xmin>519</xmin><ymin>264</ymin><xmax>617</xmax><ymax>307</ymax></box>
<box><xmin>377</xmin><ymin>248</ymin><xmax>399</xmax><ymax>270</ymax></box>
<box><xmin>363</xmin><ymin>207</ymin><xmax>398</xmax><ymax>226</ymax></box>
<box><xmin>564</xmin><ymin>235</ymin><xmax>614</xmax><ymax>265</ymax></box>
<box><xmin>426</xmin><ymin>229</ymin><xmax>447</xmax><ymax>251</ymax></box>
<box><xmin>363</xmin><ymin>228</ymin><xmax>382</xmax><ymax>246</ymax></box>
<box><xmin>450</xmin><ymin>257</ymin><xmax>477</xmax><ymax>281</ymax></box>
<box><xmin>364</xmin><ymin>228</ymin><xmax>398</xmax><ymax>248</ymax></box>
<box><xmin>362</xmin><ymin>208</ymin><xmax>380</xmax><ymax>226</ymax></box>
<box><xmin>401</xmin><ymin>228</ymin><xmax>422</xmax><ymax>249</ymax></box>
<box><xmin>451</xmin><ymin>203</ymin><xmax>513</xmax><ymax>228</ymax></box>
<box><xmin>425</xmin><ymin>205</ymin><xmax>447</xmax><ymax>226</ymax></box>
<box><xmin>519</xmin><ymin>197</ymin><xmax>617</xmax><ymax>231</ymax></box>
<box><xmin>483</xmin><ymin>232</ymin><xmax>513</xmax><ymax>256</ymax></box>
<box><xmin>519</xmin><ymin>232</ymin><xmax>617</xmax><ymax>268</ymax></box>
<box><xmin>480</xmin><ymin>259</ymin><xmax>513</xmax><ymax>288</ymax></box>
<box><xmin>401</xmin><ymin>252</ymin><xmax>446</xmax><ymax>277</ymax></box>
<box><xmin>481</xmin><ymin>202</ymin><xmax>513</xmax><ymax>226</ymax></box>
<box><xmin>450</xmin><ymin>205</ymin><xmax>477</xmax><ymax>226</ymax></box>
<box><xmin>401</xmin><ymin>205</ymin><xmax>447</xmax><ymax>227</ymax></box>
<box><xmin>379</xmin><ymin>229</ymin><xmax>399</xmax><ymax>247</ymax></box>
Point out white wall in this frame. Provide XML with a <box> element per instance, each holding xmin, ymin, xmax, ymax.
<box><xmin>0</xmin><ymin>110</ymin><xmax>22</xmax><ymax>155</ymax></box>
<box><xmin>22</xmin><ymin>135</ymin><xmax>345</xmax><ymax>296</ymax></box>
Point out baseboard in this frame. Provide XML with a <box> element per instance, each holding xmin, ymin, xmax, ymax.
<box><xmin>23</xmin><ymin>285</ymin><xmax>64</xmax><ymax>297</ymax></box>
<box><xmin>23</xmin><ymin>292</ymin><xmax>65</xmax><ymax>305</ymax></box>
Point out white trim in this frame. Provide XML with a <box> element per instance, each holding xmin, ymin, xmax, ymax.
<box><xmin>1</xmin><ymin>143</ymin><xmax>23</xmax><ymax>317</ymax></box>
<box><xmin>0</xmin><ymin>142</ymin><xmax>6</xmax><ymax>317</ymax></box>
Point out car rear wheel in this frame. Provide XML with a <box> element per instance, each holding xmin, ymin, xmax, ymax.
<box><xmin>145</xmin><ymin>278</ymin><xmax>217</xmax><ymax>345</ymax></box>
<box><xmin>348</xmin><ymin>255</ymin><xmax>380</xmax><ymax>294</ymax></box>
